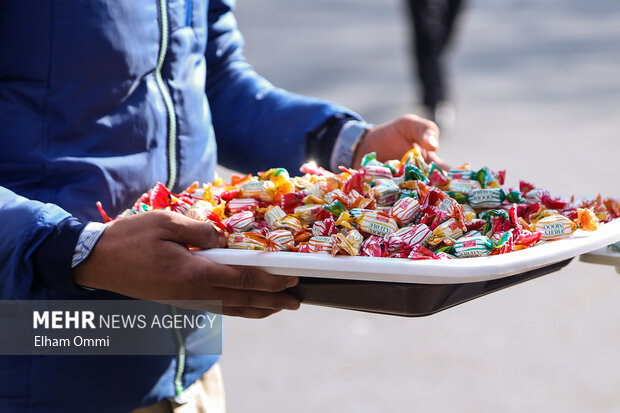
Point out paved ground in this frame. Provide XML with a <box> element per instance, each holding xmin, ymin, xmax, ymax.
<box><xmin>217</xmin><ymin>1</ymin><xmax>620</xmax><ymax>412</ymax></box>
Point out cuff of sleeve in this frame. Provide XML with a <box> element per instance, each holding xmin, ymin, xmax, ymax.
<box><xmin>71</xmin><ymin>222</ymin><xmax>108</xmax><ymax>269</ymax></box>
<box><xmin>329</xmin><ymin>120</ymin><xmax>374</xmax><ymax>171</ymax></box>
<box><xmin>33</xmin><ymin>217</ymin><xmax>86</xmax><ymax>293</ymax></box>
<box><xmin>306</xmin><ymin>113</ymin><xmax>359</xmax><ymax>170</ymax></box>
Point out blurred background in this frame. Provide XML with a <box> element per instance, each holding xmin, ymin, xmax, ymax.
<box><xmin>218</xmin><ymin>0</ymin><xmax>620</xmax><ymax>412</ymax></box>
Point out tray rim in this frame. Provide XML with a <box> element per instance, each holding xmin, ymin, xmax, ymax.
<box><xmin>195</xmin><ymin>219</ymin><xmax>620</xmax><ymax>285</ymax></box>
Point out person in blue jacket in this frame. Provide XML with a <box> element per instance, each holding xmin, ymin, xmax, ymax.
<box><xmin>0</xmin><ymin>1</ymin><xmax>445</xmax><ymax>412</ymax></box>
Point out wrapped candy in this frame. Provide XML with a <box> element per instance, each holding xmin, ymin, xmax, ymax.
<box><xmin>323</xmin><ymin>200</ymin><xmax>347</xmax><ymax>216</ymax></box>
<box><xmin>447</xmin><ymin>168</ymin><xmax>475</xmax><ymax>180</ymax></box>
<box><xmin>332</xmin><ymin>230</ymin><xmax>363</xmax><ymax>256</ymax></box>
<box><xmin>312</xmin><ymin>217</ymin><xmax>337</xmax><ymax>237</ymax></box>
<box><xmin>535</xmin><ymin>215</ymin><xmax>577</xmax><ymax>241</ymax></box>
<box><xmin>448</xmin><ymin>179</ymin><xmax>481</xmax><ymax>194</ymax></box>
<box><xmin>408</xmin><ymin>245</ymin><xmax>440</xmax><ymax>260</ymax></box>
<box><xmin>228</xmin><ymin>233</ymin><xmax>265</xmax><ymax>250</ymax></box>
<box><xmin>266</xmin><ymin>230</ymin><xmax>295</xmax><ymax>251</ymax></box>
<box><xmin>241</xmin><ymin>180</ymin><xmax>276</xmax><ymax>202</ymax></box>
<box><xmin>360</xmin><ymin>235</ymin><xmax>387</xmax><ymax>257</ymax></box>
<box><xmin>461</xmin><ymin>204</ymin><xmax>477</xmax><ymax>222</ymax></box>
<box><xmin>223</xmin><ymin>211</ymin><xmax>255</xmax><ymax>232</ymax></box>
<box><xmin>404</xmin><ymin>164</ymin><xmax>429</xmax><ymax>183</ymax></box>
<box><xmin>577</xmin><ymin>208</ymin><xmax>600</xmax><ymax>232</ymax></box>
<box><xmin>98</xmin><ymin>151</ymin><xmax>617</xmax><ymax>263</ymax></box>
<box><xmin>334</xmin><ymin>211</ymin><xmax>354</xmax><ymax>230</ymax></box>
<box><xmin>308</xmin><ymin>236</ymin><xmax>333</xmax><ymax>253</ymax></box>
<box><xmin>427</xmin><ymin>163</ymin><xmax>448</xmax><ymax>187</ymax></box>
<box><xmin>428</xmin><ymin>218</ymin><xmax>463</xmax><ymax>246</ymax></box>
<box><xmin>362</xmin><ymin>165</ymin><xmax>393</xmax><ymax>180</ymax></box>
<box><xmin>294</xmin><ymin>204</ymin><xmax>324</xmax><ymax>225</ymax></box>
<box><xmin>453</xmin><ymin>236</ymin><xmax>494</xmax><ymax>258</ymax></box>
<box><xmin>185</xmin><ymin>200</ymin><xmax>214</xmax><ymax>221</ymax></box>
<box><xmin>467</xmin><ymin>188</ymin><xmax>506</xmax><ymax>209</ymax></box>
<box><xmin>385</xmin><ymin>224</ymin><xmax>432</xmax><ymax>252</ymax></box>
<box><xmin>227</xmin><ymin>198</ymin><xmax>259</xmax><ymax>214</ymax></box>
<box><xmin>369</xmin><ymin>181</ymin><xmax>400</xmax><ymax>206</ymax></box>
<box><xmin>390</xmin><ymin>197</ymin><xmax>420</xmax><ymax>225</ymax></box>
<box><xmin>279</xmin><ymin>215</ymin><xmax>303</xmax><ymax>233</ymax></box>
<box><xmin>265</xmin><ymin>206</ymin><xmax>303</xmax><ymax>233</ymax></box>
<box><xmin>264</xmin><ymin>206</ymin><xmax>286</xmax><ymax>229</ymax></box>
<box><xmin>358</xmin><ymin>211</ymin><xmax>399</xmax><ymax>237</ymax></box>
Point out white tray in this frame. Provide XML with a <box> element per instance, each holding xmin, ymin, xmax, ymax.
<box><xmin>195</xmin><ymin>219</ymin><xmax>620</xmax><ymax>285</ymax></box>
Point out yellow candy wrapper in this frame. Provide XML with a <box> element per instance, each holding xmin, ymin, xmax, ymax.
<box><xmin>535</xmin><ymin>215</ymin><xmax>577</xmax><ymax>241</ymax></box>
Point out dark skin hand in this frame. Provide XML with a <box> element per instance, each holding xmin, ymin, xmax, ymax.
<box><xmin>73</xmin><ymin>210</ymin><xmax>300</xmax><ymax>319</ymax></box>
<box><xmin>352</xmin><ymin>114</ymin><xmax>449</xmax><ymax>170</ymax></box>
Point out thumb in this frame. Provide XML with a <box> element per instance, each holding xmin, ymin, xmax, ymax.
<box><xmin>165</xmin><ymin>213</ymin><xmax>227</xmax><ymax>249</ymax></box>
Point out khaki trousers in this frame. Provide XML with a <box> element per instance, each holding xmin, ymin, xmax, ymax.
<box><xmin>130</xmin><ymin>363</ymin><xmax>225</xmax><ymax>413</ymax></box>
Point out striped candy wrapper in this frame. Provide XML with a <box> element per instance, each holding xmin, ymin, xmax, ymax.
<box><xmin>294</xmin><ymin>204</ymin><xmax>324</xmax><ymax>225</ymax></box>
<box><xmin>453</xmin><ymin>235</ymin><xmax>494</xmax><ymax>258</ymax></box>
<box><xmin>265</xmin><ymin>206</ymin><xmax>286</xmax><ymax>229</ymax></box>
<box><xmin>332</xmin><ymin>230</ymin><xmax>363</xmax><ymax>256</ymax></box>
<box><xmin>228</xmin><ymin>198</ymin><xmax>259</xmax><ymax>214</ymax></box>
<box><xmin>467</xmin><ymin>188</ymin><xmax>505</xmax><ymax>209</ymax></box>
<box><xmin>223</xmin><ymin>211</ymin><xmax>255</xmax><ymax>232</ymax></box>
<box><xmin>370</xmin><ymin>182</ymin><xmax>401</xmax><ymax>206</ymax></box>
<box><xmin>447</xmin><ymin>169</ymin><xmax>475</xmax><ymax>180</ymax></box>
<box><xmin>308</xmin><ymin>236</ymin><xmax>333</xmax><ymax>253</ymax></box>
<box><xmin>312</xmin><ymin>217</ymin><xmax>337</xmax><ymax>237</ymax></box>
<box><xmin>362</xmin><ymin>165</ymin><xmax>393</xmax><ymax>180</ymax></box>
<box><xmin>279</xmin><ymin>215</ymin><xmax>303</xmax><ymax>233</ymax></box>
<box><xmin>390</xmin><ymin>197</ymin><xmax>421</xmax><ymax>225</ymax></box>
<box><xmin>358</xmin><ymin>211</ymin><xmax>398</xmax><ymax>237</ymax></box>
<box><xmin>535</xmin><ymin>215</ymin><xmax>576</xmax><ymax>241</ymax></box>
<box><xmin>170</xmin><ymin>201</ymin><xmax>191</xmax><ymax>216</ymax></box>
<box><xmin>241</xmin><ymin>180</ymin><xmax>276</xmax><ymax>202</ymax></box>
<box><xmin>464</xmin><ymin>230</ymin><xmax>482</xmax><ymax>238</ymax></box>
<box><xmin>185</xmin><ymin>200</ymin><xmax>214</xmax><ymax>221</ymax></box>
<box><xmin>448</xmin><ymin>179</ymin><xmax>481</xmax><ymax>194</ymax></box>
<box><xmin>387</xmin><ymin>224</ymin><xmax>433</xmax><ymax>251</ymax></box>
<box><xmin>266</xmin><ymin>230</ymin><xmax>295</xmax><ymax>251</ymax></box>
<box><xmin>430</xmin><ymin>218</ymin><xmax>464</xmax><ymax>243</ymax></box>
<box><xmin>462</xmin><ymin>204</ymin><xmax>477</xmax><ymax>221</ymax></box>
<box><xmin>349</xmin><ymin>208</ymin><xmax>373</xmax><ymax>219</ymax></box>
<box><xmin>228</xmin><ymin>233</ymin><xmax>265</xmax><ymax>250</ymax></box>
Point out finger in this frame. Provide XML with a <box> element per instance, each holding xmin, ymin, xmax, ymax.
<box><xmin>400</xmin><ymin>114</ymin><xmax>440</xmax><ymax>151</ymax></box>
<box><xmin>222</xmin><ymin>306</ymin><xmax>282</xmax><ymax>319</ymax></box>
<box><xmin>164</xmin><ymin>213</ymin><xmax>227</xmax><ymax>249</ymax></box>
<box><xmin>210</xmin><ymin>288</ymin><xmax>300</xmax><ymax>310</ymax></box>
<box><xmin>187</xmin><ymin>256</ymin><xmax>300</xmax><ymax>292</ymax></box>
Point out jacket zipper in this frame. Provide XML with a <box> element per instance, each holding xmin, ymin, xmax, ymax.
<box><xmin>155</xmin><ymin>0</ymin><xmax>178</xmax><ymax>190</ymax></box>
<box><xmin>170</xmin><ymin>306</ymin><xmax>186</xmax><ymax>399</ymax></box>
<box><xmin>156</xmin><ymin>0</ymin><xmax>185</xmax><ymax>398</ymax></box>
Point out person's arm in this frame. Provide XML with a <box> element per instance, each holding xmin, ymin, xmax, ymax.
<box><xmin>205</xmin><ymin>0</ymin><xmax>361</xmax><ymax>174</ymax></box>
<box><xmin>205</xmin><ymin>1</ymin><xmax>447</xmax><ymax>173</ymax></box>
<box><xmin>0</xmin><ymin>186</ymin><xmax>84</xmax><ymax>299</ymax></box>
<box><xmin>1</xmin><ymin>187</ymin><xmax>299</xmax><ymax>317</ymax></box>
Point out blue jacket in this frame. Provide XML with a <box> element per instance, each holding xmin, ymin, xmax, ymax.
<box><xmin>0</xmin><ymin>0</ymin><xmax>357</xmax><ymax>411</ymax></box>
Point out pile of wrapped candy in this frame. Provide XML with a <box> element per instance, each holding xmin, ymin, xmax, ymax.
<box><xmin>97</xmin><ymin>149</ymin><xmax>619</xmax><ymax>260</ymax></box>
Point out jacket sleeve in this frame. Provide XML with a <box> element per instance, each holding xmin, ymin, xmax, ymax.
<box><xmin>0</xmin><ymin>186</ymin><xmax>85</xmax><ymax>299</ymax></box>
<box><xmin>205</xmin><ymin>0</ymin><xmax>362</xmax><ymax>174</ymax></box>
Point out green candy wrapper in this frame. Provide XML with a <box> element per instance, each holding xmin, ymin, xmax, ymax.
<box><xmin>404</xmin><ymin>164</ymin><xmax>429</xmax><ymax>183</ymax></box>
<box><xmin>447</xmin><ymin>191</ymin><xmax>468</xmax><ymax>204</ymax></box>
<box><xmin>453</xmin><ymin>235</ymin><xmax>494</xmax><ymax>258</ymax></box>
<box><xmin>479</xmin><ymin>209</ymin><xmax>510</xmax><ymax>235</ymax></box>
<box><xmin>323</xmin><ymin>200</ymin><xmax>347</xmax><ymax>217</ymax></box>
<box><xmin>468</xmin><ymin>188</ymin><xmax>506</xmax><ymax>209</ymax></box>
